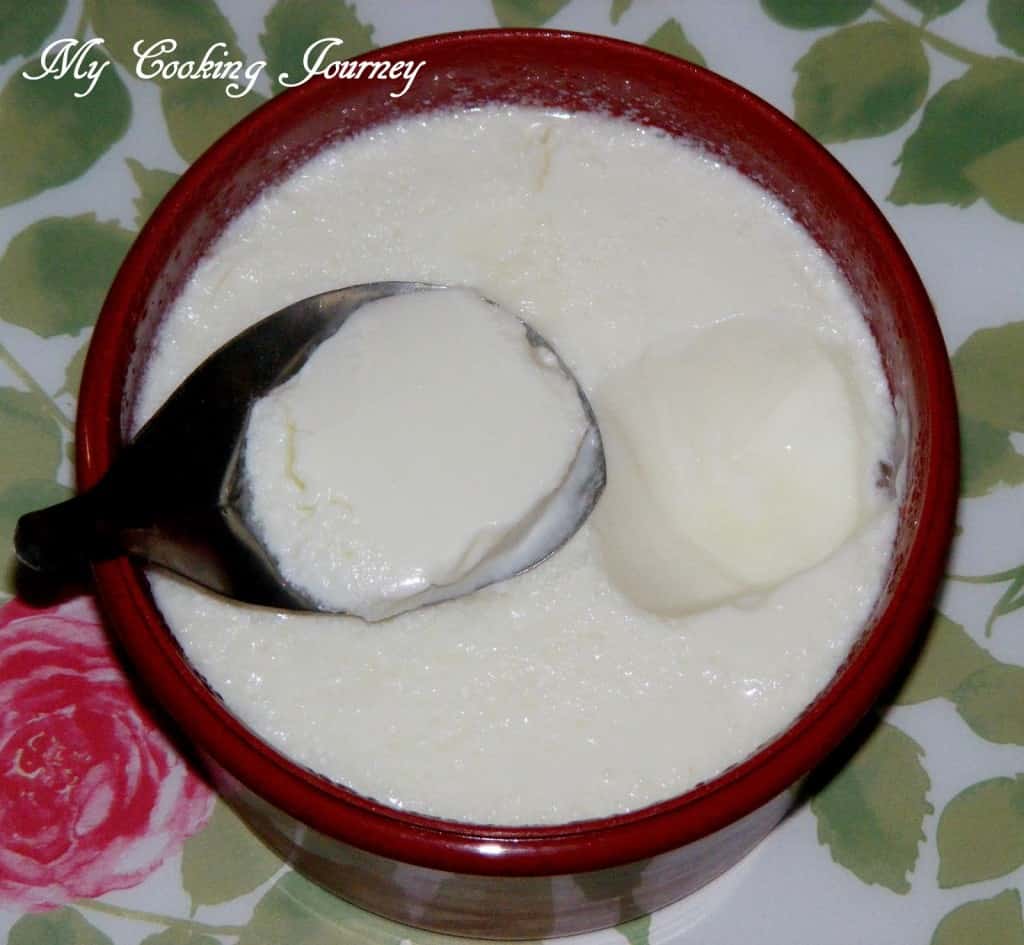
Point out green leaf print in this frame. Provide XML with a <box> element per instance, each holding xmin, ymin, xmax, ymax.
<box><xmin>953</xmin><ymin>664</ymin><xmax>1024</xmax><ymax>745</ymax></box>
<box><xmin>934</xmin><ymin>891</ymin><xmax>1024</xmax><ymax>945</ymax></box>
<box><xmin>893</xmin><ymin>609</ymin><xmax>1024</xmax><ymax>741</ymax></box>
<box><xmin>261</xmin><ymin>0</ymin><xmax>375</xmax><ymax>94</ymax></box>
<box><xmin>491</xmin><ymin>0</ymin><xmax>571</xmax><ymax>28</ymax></box>
<box><xmin>0</xmin><ymin>0</ymin><xmax>67</xmax><ymax>64</ymax></box>
<box><xmin>954</xmin><ymin>320</ymin><xmax>1024</xmax><ymax>435</ymax></box>
<box><xmin>990</xmin><ymin>0</ymin><xmax>1024</xmax><ymax>55</ymax></box>
<box><xmin>88</xmin><ymin>0</ymin><xmax>264</xmax><ymax>163</ymax></box>
<box><xmin>905</xmin><ymin>0</ymin><xmax>965</xmax><ymax>21</ymax></box>
<box><xmin>7</xmin><ymin>907</ymin><xmax>114</xmax><ymax>945</ymax></box>
<box><xmin>59</xmin><ymin>341</ymin><xmax>90</xmax><ymax>399</ymax></box>
<box><xmin>140</xmin><ymin>929</ymin><xmax>220</xmax><ymax>945</ymax></box>
<box><xmin>0</xmin><ymin>386</ymin><xmax>69</xmax><ymax>591</ymax></box>
<box><xmin>937</xmin><ymin>775</ymin><xmax>1024</xmax><ymax>887</ymax></box>
<box><xmin>126</xmin><ymin>159</ymin><xmax>179</xmax><ymax>228</ymax></box>
<box><xmin>811</xmin><ymin>721</ymin><xmax>931</xmax><ymax>892</ymax></box>
<box><xmin>794</xmin><ymin>22</ymin><xmax>929</xmax><ymax>143</ymax></box>
<box><xmin>618</xmin><ymin>914</ymin><xmax>652</xmax><ymax>945</ymax></box>
<box><xmin>0</xmin><ymin>50</ymin><xmax>130</xmax><ymax>208</ymax></box>
<box><xmin>0</xmin><ymin>215</ymin><xmax>133</xmax><ymax>337</ymax></box>
<box><xmin>610</xmin><ymin>0</ymin><xmax>633</xmax><ymax>25</ymax></box>
<box><xmin>965</xmin><ymin>137</ymin><xmax>1024</xmax><ymax>222</ymax></box>
<box><xmin>760</xmin><ymin>0</ymin><xmax>871</xmax><ymax>29</ymax></box>
<box><xmin>952</xmin><ymin>321</ymin><xmax>1024</xmax><ymax>496</ymax></box>
<box><xmin>977</xmin><ymin>569</ymin><xmax>1024</xmax><ymax>637</ymax></box>
<box><xmin>890</xmin><ymin>59</ymin><xmax>1024</xmax><ymax>208</ymax></box>
<box><xmin>0</xmin><ymin>388</ymin><xmax>66</xmax><ymax>496</ymax></box>
<box><xmin>645</xmin><ymin>19</ymin><xmax>706</xmax><ymax>68</ymax></box>
<box><xmin>87</xmin><ymin>0</ymin><xmax>239</xmax><ymax>73</ymax></box>
<box><xmin>240</xmin><ymin>870</ymin><xmax>464</xmax><ymax>945</ymax></box>
<box><xmin>181</xmin><ymin>800</ymin><xmax>283</xmax><ymax>907</ymax></box>
<box><xmin>932</xmin><ymin>889</ymin><xmax>1024</xmax><ymax>945</ymax></box>
<box><xmin>894</xmin><ymin>611</ymin><xmax>997</xmax><ymax>705</ymax></box>
<box><xmin>960</xmin><ymin>416</ymin><xmax>1024</xmax><ymax>497</ymax></box>
<box><xmin>160</xmin><ymin>79</ymin><xmax>265</xmax><ymax>165</ymax></box>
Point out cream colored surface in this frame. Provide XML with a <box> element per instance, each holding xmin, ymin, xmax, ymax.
<box><xmin>243</xmin><ymin>288</ymin><xmax>587</xmax><ymax>615</ymax></box>
<box><xmin>134</xmin><ymin>107</ymin><xmax>897</xmax><ymax>826</ymax></box>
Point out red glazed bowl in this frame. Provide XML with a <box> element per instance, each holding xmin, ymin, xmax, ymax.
<box><xmin>79</xmin><ymin>29</ymin><xmax>958</xmax><ymax>939</ymax></box>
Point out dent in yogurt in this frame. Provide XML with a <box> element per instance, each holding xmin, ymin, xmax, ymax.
<box><xmin>134</xmin><ymin>106</ymin><xmax>899</xmax><ymax>826</ymax></box>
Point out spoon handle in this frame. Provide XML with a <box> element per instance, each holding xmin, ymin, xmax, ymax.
<box><xmin>14</xmin><ymin>490</ymin><xmax>114</xmax><ymax>575</ymax></box>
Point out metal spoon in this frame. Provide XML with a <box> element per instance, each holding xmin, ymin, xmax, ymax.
<box><xmin>14</xmin><ymin>282</ymin><xmax>605</xmax><ymax>619</ymax></box>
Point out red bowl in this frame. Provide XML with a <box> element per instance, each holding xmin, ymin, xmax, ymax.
<box><xmin>79</xmin><ymin>29</ymin><xmax>958</xmax><ymax>939</ymax></box>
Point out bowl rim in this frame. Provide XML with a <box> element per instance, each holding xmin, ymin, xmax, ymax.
<box><xmin>78</xmin><ymin>27</ymin><xmax>959</xmax><ymax>878</ymax></box>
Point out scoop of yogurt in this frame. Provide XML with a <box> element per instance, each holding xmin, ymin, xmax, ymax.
<box><xmin>593</xmin><ymin>315</ymin><xmax>883</xmax><ymax>616</ymax></box>
<box><xmin>242</xmin><ymin>287</ymin><xmax>588</xmax><ymax>616</ymax></box>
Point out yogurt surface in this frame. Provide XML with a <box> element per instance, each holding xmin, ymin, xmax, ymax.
<box><xmin>134</xmin><ymin>106</ymin><xmax>898</xmax><ymax>826</ymax></box>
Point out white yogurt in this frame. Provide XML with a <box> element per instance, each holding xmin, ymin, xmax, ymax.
<box><xmin>134</xmin><ymin>107</ymin><xmax>898</xmax><ymax>826</ymax></box>
<box><xmin>243</xmin><ymin>287</ymin><xmax>587</xmax><ymax>617</ymax></box>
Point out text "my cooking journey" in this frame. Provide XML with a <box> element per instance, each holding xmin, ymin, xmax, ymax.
<box><xmin>23</xmin><ymin>37</ymin><xmax>426</xmax><ymax>99</ymax></box>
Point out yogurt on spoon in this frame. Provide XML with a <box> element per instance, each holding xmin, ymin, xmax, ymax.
<box><xmin>243</xmin><ymin>286</ymin><xmax>594</xmax><ymax>618</ymax></box>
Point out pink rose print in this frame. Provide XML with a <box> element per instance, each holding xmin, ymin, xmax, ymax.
<box><xmin>0</xmin><ymin>596</ymin><xmax>214</xmax><ymax>910</ymax></box>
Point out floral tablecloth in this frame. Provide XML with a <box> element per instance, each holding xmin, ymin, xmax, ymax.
<box><xmin>1</xmin><ymin>1</ymin><xmax>1022</xmax><ymax>942</ymax></box>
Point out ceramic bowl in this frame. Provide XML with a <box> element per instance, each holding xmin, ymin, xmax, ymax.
<box><xmin>78</xmin><ymin>29</ymin><xmax>958</xmax><ymax>939</ymax></box>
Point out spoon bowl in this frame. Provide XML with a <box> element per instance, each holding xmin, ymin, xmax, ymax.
<box><xmin>15</xmin><ymin>281</ymin><xmax>605</xmax><ymax>617</ymax></box>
